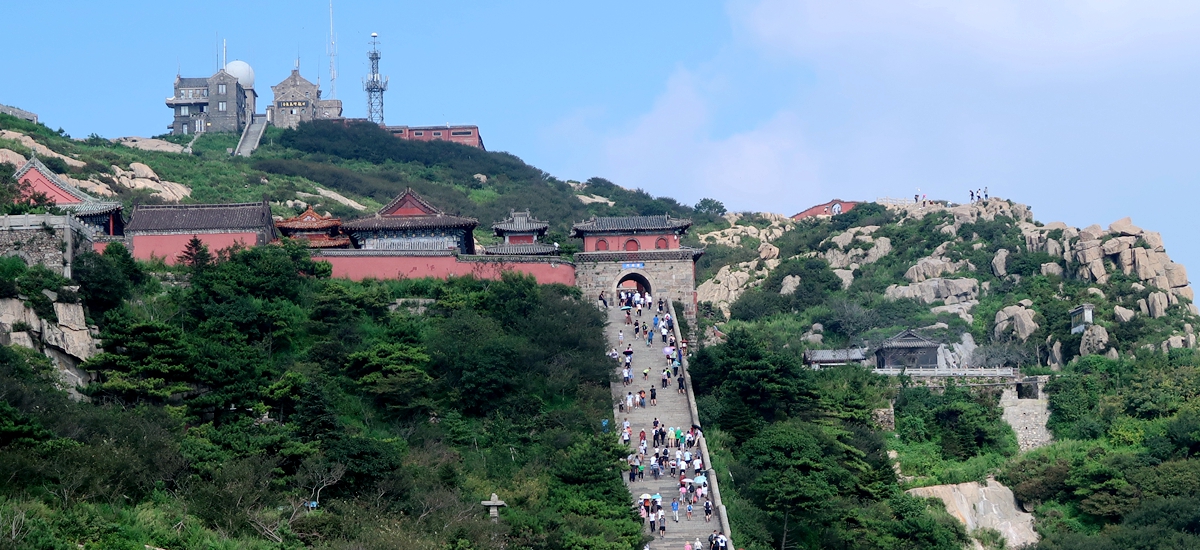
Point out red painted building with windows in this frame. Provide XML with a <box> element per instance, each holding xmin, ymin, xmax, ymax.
<box><xmin>791</xmin><ymin>199</ymin><xmax>860</xmax><ymax>221</ymax></box>
<box><xmin>384</xmin><ymin>125</ymin><xmax>484</xmax><ymax>149</ymax></box>
<box><xmin>570</xmin><ymin>215</ymin><xmax>692</xmax><ymax>252</ymax></box>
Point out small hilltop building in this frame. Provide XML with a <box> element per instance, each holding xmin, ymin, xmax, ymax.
<box><xmin>166</xmin><ymin>61</ymin><xmax>257</xmax><ymax>135</ymax></box>
<box><xmin>340</xmin><ymin>188</ymin><xmax>477</xmax><ymax>253</ymax></box>
<box><xmin>484</xmin><ymin>210</ymin><xmax>557</xmax><ymax>256</ymax></box>
<box><xmin>275</xmin><ymin>206</ymin><xmax>350</xmax><ymax>249</ymax></box>
<box><xmin>267</xmin><ymin>68</ymin><xmax>343</xmax><ymax>130</ymax></box>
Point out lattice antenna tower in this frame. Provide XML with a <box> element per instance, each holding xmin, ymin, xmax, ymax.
<box><xmin>327</xmin><ymin>0</ymin><xmax>337</xmax><ymax>99</ymax></box>
<box><xmin>363</xmin><ymin>32</ymin><xmax>388</xmax><ymax>124</ymax></box>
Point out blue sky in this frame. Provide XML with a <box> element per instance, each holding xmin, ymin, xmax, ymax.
<box><xmin>4</xmin><ymin>1</ymin><xmax>1200</xmax><ymax>270</ymax></box>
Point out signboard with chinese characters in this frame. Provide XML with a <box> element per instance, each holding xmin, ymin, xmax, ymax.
<box><xmin>621</xmin><ymin>262</ymin><xmax>645</xmax><ymax>269</ymax></box>
<box><xmin>277</xmin><ymin>100</ymin><xmax>309</xmax><ymax>108</ymax></box>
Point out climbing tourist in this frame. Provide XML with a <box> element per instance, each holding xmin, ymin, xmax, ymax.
<box><xmin>599</xmin><ymin>291</ymin><xmax>608</xmax><ymax>309</ymax></box>
<box><xmin>704</xmin><ymin>500</ymin><xmax>713</xmax><ymax>523</ymax></box>
<box><xmin>634</xmin><ymin>323</ymin><xmax>640</xmax><ymax>338</ymax></box>
<box><xmin>661</xmin><ymin>368</ymin><xmax>670</xmax><ymax>388</ymax></box>
<box><xmin>626</xmin><ymin>311</ymin><xmax>632</xmax><ymax>325</ymax></box>
<box><xmin>672</xmin><ymin>497</ymin><xmax>680</xmax><ymax>522</ymax></box>
<box><xmin>626</xmin><ymin>392</ymin><xmax>634</xmax><ymax>411</ymax></box>
<box><xmin>650</xmin><ymin>386</ymin><xmax>657</xmax><ymax>406</ymax></box>
<box><xmin>687</xmin><ymin>501</ymin><xmax>694</xmax><ymax>521</ymax></box>
<box><xmin>658</xmin><ymin>509</ymin><xmax>666</xmax><ymax>538</ymax></box>
<box><xmin>661</xmin><ymin>325</ymin><xmax>669</xmax><ymax>343</ymax></box>
<box><xmin>639</xmin><ymin>389</ymin><xmax>647</xmax><ymax>408</ymax></box>
<box><xmin>618</xmin><ymin>330</ymin><xmax>624</xmax><ymax>344</ymax></box>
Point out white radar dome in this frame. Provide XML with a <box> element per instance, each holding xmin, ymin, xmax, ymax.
<box><xmin>224</xmin><ymin>60</ymin><xmax>255</xmax><ymax>89</ymax></box>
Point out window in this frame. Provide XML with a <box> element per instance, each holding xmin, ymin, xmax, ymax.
<box><xmin>414</xmin><ymin>131</ymin><xmax>424</xmax><ymax>136</ymax></box>
<box><xmin>596</xmin><ymin>239</ymin><xmax>609</xmax><ymax>251</ymax></box>
<box><xmin>202</xmin><ymin>89</ymin><xmax>208</xmax><ymax>97</ymax></box>
<box><xmin>624</xmin><ymin>239</ymin><xmax>640</xmax><ymax>251</ymax></box>
<box><xmin>655</xmin><ymin>237</ymin><xmax>668</xmax><ymax>249</ymax></box>
<box><xmin>451</xmin><ymin>130</ymin><xmax>473</xmax><ymax>136</ymax></box>
<box><xmin>180</xmin><ymin>106</ymin><xmax>189</xmax><ymax>116</ymax></box>
<box><xmin>434</xmin><ymin>131</ymin><xmax>442</xmax><ymax>136</ymax></box>
<box><xmin>218</xmin><ymin>101</ymin><xmax>227</xmax><ymax>112</ymax></box>
<box><xmin>218</xmin><ymin>84</ymin><xmax>227</xmax><ymax>94</ymax></box>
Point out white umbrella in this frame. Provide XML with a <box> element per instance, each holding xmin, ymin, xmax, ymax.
<box><xmin>639</xmin><ymin>493</ymin><xmax>652</xmax><ymax>500</ymax></box>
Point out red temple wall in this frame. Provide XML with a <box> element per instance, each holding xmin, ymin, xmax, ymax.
<box><xmin>19</xmin><ymin>171</ymin><xmax>82</xmax><ymax>204</ymax></box>
<box><xmin>506</xmin><ymin>234</ymin><xmax>535</xmax><ymax>244</ymax></box>
<box><xmin>320</xmin><ymin>255</ymin><xmax>576</xmax><ymax>286</ymax></box>
<box><xmin>130</xmin><ymin>232</ymin><xmax>259</xmax><ymax>263</ymax></box>
<box><xmin>583</xmin><ymin>233</ymin><xmax>679</xmax><ymax>252</ymax></box>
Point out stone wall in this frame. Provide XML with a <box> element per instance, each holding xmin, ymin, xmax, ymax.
<box><xmin>574</xmin><ymin>251</ymin><xmax>699</xmax><ymax>322</ymax></box>
<box><xmin>1000</xmin><ymin>379</ymin><xmax>1053</xmax><ymax>452</ymax></box>
<box><xmin>0</xmin><ymin>214</ymin><xmax>94</xmax><ymax>277</ymax></box>
<box><xmin>0</xmin><ymin>103</ymin><xmax>38</xmax><ymax>123</ymax></box>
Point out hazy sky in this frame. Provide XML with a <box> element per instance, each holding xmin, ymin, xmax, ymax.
<box><xmin>4</xmin><ymin>1</ymin><xmax>1200</xmax><ymax>269</ymax></box>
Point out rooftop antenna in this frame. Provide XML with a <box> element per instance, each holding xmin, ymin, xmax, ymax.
<box><xmin>223</xmin><ymin>39</ymin><xmax>227</xmax><ymax>69</ymax></box>
<box><xmin>363</xmin><ymin>32</ymin><xmax>388</xmax><ymax>125</ymax></box>
<box><xmin>328</xmin><ymin>0</ymin><xmax>338</xmax><ymax>99</ymax></box>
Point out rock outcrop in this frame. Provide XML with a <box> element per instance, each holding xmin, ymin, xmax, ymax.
<box><xmin>907</xmin><ymin>479</ymin><xmax>1038</xmax><ymax>549</ymax></box>
<box><xmin>115</xmin><ymin>136</ymin><xmax>185</xmax><ymax>153</ymax></box>
<box><xmin>779</xmin><ymin>275</ymin><xmax>801</xmax><ymax>296</ymax></box>
<box><xmin>112</xmin><ymin>164</ymin><xmax>191</xmax><ymax>201</ymax></box>
<box><xmin>1147</xmin><ymin>291</ymin><xmax>1169</xmax><ymax>319</ymax></box>
<box><xmin>0</xmin><ymin>298</ymin><xmax>100</xmax><ymax>400</ymax></box>
<box><xmin>885</xmin><ymin>278</ymin><xmax>978</xmax><ymax>305</ymax></box>
<box><xmin>699</xmin><ymin>214</ymin><xmax>794</xmax><ymax>247</ymax></box>
<box><xmin>0</xmin><ymin>130</ymin><xmax>85</xmax><ymax>168</ymax></box>
<box><xmin>994</xmin><ymin>305</ymin><xmax>1039</xmax><ymax>341</ymax></box>
<box><xmin>906</xmin><ymin>256</ymin><xmax>966</xmax><ymax>283</ymax></box>
<box><xmin>1079</xmin><ymin>324</ymin><xmax>1110</xmax><ymax>356</ymax></box>
<box><xmin>1114</xmin><ymin>305</ymin><xmax>1137</xmax><ymax>323</ymax></box>
<box><xmin>823</xmin><ymin>237</ymin><xmax>892</xmax><ymax>269</ymax></box>
<box><xmin>991</xmin><ymin>248</ymin><xmax>1009</xmax><ymax>277</ymax></box>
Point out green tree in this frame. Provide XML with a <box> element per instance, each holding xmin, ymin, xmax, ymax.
<box><xmin>177</xmin><ymin>236</ymin><xmax>213</xmax><ymax>272</ymax></box>
<box><xmin>72</xmin><ymin>251</ymin><xmax>131</xmax><ymax>314</ymax></box>
<box><xmin>83</xmin><ymin>313</ymin><xmax>194</xmax><ymax>405</ymax></box>
<box><xmin>695</xmin><ymin>197</ymin><xmax>727</xmax><ymax>216</ymax></box>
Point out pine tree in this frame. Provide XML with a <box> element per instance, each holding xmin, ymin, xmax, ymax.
<box><xmin>177</xmin><ymin>236</ymin><xmax>212</xmax><ymax>272</ymax></box>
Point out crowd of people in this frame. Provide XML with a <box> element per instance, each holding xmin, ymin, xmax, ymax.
<box><xmin>605</xmin><ymin>293</ymin><xmax>728</xmax><ymax>549</ymax></box>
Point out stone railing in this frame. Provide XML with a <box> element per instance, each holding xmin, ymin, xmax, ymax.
<box><xmin>668</xmin><ymin>300</ymin><xmax>734</xmax><ymax>547</ymax></box>
<box><xmin>876</xmin><ymin>197</ymin><xmax>916</xmax><ymax>206</ymax></box>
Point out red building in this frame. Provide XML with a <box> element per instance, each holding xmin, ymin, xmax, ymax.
<box><xmin>384</xmin><ymin>125</ymin><xmax>484</xmax><ymax>149</ymax></box>
<box><xmin>340</xmin><ymin>188</ymin><xmax>477</xmax><ymax>253</ymax></box>
<box><xmin>791</xmin><ymin>199</ymin><xmax>860</xmax><ymax>221</ymax></box>
<box><xmin>275</xmin><ymin>206</ymin><xmax>350</xmax><ymax>249</ymax></box>
<box><xmin>570</xmin><ymin>215</ymin><xmax>692</xmax><ymax>252</ymax></box>
<box><xmin>124</xmin><ymin>200</ymin><xmax>277</xmax><ymax>263</ymax></box>
<box><xmin>13</xmin><ymin>156</ymin><xmax>123</xmax><ymax>236</ymax></box>
<box><xmin>483</xmin><ymin>210</ymin><xmax>558</xmax><ymax>255</ymax></box>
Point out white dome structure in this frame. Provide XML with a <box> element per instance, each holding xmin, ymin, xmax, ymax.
<box><xmin>224</xmin><ymin>60</ymin><xmax>255</xmax><ymax>89</ymax></box>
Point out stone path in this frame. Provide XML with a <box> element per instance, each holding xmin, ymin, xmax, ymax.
<box><xmin>606</xmin><ymin>306</ymin><xmax>716</xmax><ymax>550</ymax></box>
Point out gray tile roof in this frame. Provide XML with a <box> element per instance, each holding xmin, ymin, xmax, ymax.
<box><xmin>879</xmin><ymin>329</ymin><xmax>940</xmax><ymax>349</ymax></box>
<box><xmin>342</xmin><ymin>214</ymin><xmax>477</xmax><ymax>231</ymax></box>
<box><xmin>804</xmin><ymin>349</ymin><xmax>866</xmax><ymax>363</ymax></box>
<box><xmin>492</xmin><ymin>210</ymin><xmax>548</xmax><ymax>234</ymax></box>
<box><xmin>482</xmin><ymin>243</ymin><xmax>559</xmax><ymax>255</ymax></box>
<box><xmin>176</xmin><ymin>77</ymin><xmax>210</xmax><ymax>88</ymax></box>
<box><xmin>570</xmin><ymin>215</ymin><xmax>691</xmax><ymax>236</ymax></box>
<box><xmin>126</xmin><ymin>201</ymin><xmax>276</xmax><ymax>235</ymax></box>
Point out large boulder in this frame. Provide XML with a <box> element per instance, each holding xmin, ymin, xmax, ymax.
<box><xmin>1041</xmin><ymin>262</ymin><xmax>1063</xmax><ymax>277</ymax></box>
<box><xmin>779</xmin><ymin>275</ymin><xmax>801</xmax><ymax>296</ymax></box>
<box><xmin>885</xmin><ymin>278</ymin><xmax>979</xmax><ymax>305</ymax></box>
<box><xmin>1109</xmin><ymin>217</ymin><xmax>1143</xmax><ymax>236</ymax></box>
<box><xmin>1114</xmin><ymin>305</ymin><xmax>1137</xmax><ymax>323</ymax></box>
<box><xmin>1079</xmin><ymin>324</ymin><xmax>1110</xmax><ymax>356</ymax></box>
<box><xmin>906</xmin><ymin>256</ymin><xmax>960</xmax><ymax>283</ymax></box>
<box><xmin>1147</xmin><ymin>291</ymin><xmax>1169</xmax><ymax>319</ymax></box>
<box><xmin>994</xmin><ymin>305</ymin><xmax>1039</xmax><ymax>341</ymax></box>
<box><xmin>991</xmin><ymin>249</ymin><xmax>1009</xmax><ymax>277</ymax></box>
<box><xmin>832</xmin><ymin>269</ymin><xmax>854</xmax><ymax>290</ymax></box>
<box><xmin>1165</xmin><ymin>262</ymin><xmax>1188</xmax><ymax>288</ymax></box>
<box><xmin>758</xmin><ymin>241</ymin><xmax>779</xmax><ymax>261</ymax></box>
<box><xmin>1076</xmin><ymin>240</ymin><xmax>1103</xmax><ymax>264</ymax></box>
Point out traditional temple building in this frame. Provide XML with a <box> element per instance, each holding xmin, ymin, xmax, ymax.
<box><xmin>873</xmin><ymin>330</ymin><xmax>940</xmax><ymax>373</ymax></box>
<box><xmin>275</xmin><ymin>206</ymin><xmax>350</xmax><ymax>249</ymax></box>
<box><xmin>791</xmin><ymin>199</ymin><xmax>860</xmax><ymax>221</ymax></box>
<box><xmin>341</xmin><ymin>189</ymin><xmax>477</xmax><ymax>253</ymax></box>
<box><xmin>570</xmin><ymin>214</ymin><xmax>703</xmax><ymax>320</ymax></box>
<box><xmin>13</xmin><ymin>156</ymin><xmax>123</xmax><ymax>236</ymax></box>
<box><xmin>484</xmin><ymin>210</ymin><xmax>557</xmax><ymax>255</ymax></box>
<box><xmin>124</xmin><ymin>200</ymin><xmax>277</xmax><ymax>263</ymax></box>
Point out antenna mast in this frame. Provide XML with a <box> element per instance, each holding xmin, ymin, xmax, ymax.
<box><xmin>363</xmin><ymin>32</ymin><xmax>388</xmax><ymax>125</ymax></box>
<box><xmin>328</xmin><ymin>1</ymin><xmax>338</xmax><ymax>99</ymax></box>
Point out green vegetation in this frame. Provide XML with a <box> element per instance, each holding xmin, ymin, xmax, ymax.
<box><xmin>0</xmin><ymin>243</ymin><xmax>642</xmax><ymax>549</ymax></box>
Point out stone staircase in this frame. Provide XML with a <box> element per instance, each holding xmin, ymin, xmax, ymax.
<box><xmin>606</xmin><ymin>306</ymin><xmax>725</xmax><ymax>550</ymax></box>
<box><xmin>234</xmin><ymin>114</ymin><xmax>268</xmax><ymax>157</ymax></box>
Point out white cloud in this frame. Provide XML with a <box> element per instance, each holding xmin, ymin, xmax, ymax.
<box><xmin>736</xmin><ymin>0</ymin><xmax>1200</xmax><ymax>71</ymax></box>
<box><xmin>600</xmin><ymin>70</ymin><xmax>820</xmax><ymax>214</ymax></box>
